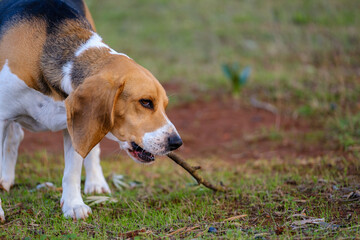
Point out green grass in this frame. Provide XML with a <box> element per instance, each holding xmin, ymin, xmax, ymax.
<box><xmin>1</xmin><ymin>152</ymin><xmax>360</xmax><ymax>239</ymax></box>
<box><xmin>327</xmin><ymin>112</ymin><xmax>360</xmax><ymax>151</ymax></box>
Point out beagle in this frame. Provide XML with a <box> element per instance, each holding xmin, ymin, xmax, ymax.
<box><xmin>0</xmin><ymin>0</ymin><xmax>182</xmax><ymax>221</ymax></box>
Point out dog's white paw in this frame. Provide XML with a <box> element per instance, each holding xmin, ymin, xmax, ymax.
<box><xmin>61</xmin><ymin>200</ymin><xmax>92</xmax><ymax>220</ymax></box>
<box><xmin>84</xmin><ymin>181</ymin><xmax>111</xmax><ymax>194</ymax></box>
<box><xmin>0</xmin><ymin>178</ymin><xmax>13</xmax><ymax>192</ymax></box>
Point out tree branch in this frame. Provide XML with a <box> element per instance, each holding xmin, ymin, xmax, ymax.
<box><xmin>167</xmin><ymin>152</ymin><xmax>228</xmax><ymax>192</ymax></box>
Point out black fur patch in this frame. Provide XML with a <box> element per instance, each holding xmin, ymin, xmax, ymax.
<box><xmin>0</xmin><ymin>0</ymin><xmax>88</xmax><ymax>35</ymax></box>
<box><xmin>51</xmin><ymin>84</ymin><xmax>69</xmax><ymax>99</ymax></box>
<box><xmin>37</xmin><ymin>74</ymin><xmax>52</xmax><ymax>95</ymax></box>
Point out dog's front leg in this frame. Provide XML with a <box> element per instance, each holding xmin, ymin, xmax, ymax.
<box><xmin>0</xmin><ymin>199</ymin><xmax>4</xmax><ymax>222</ymax></box>
<box><xmin>0</xmin><ymin>120</ymin><xmax>10</xmax><ymax>222</ymax></box>
<box><xmin>0</xmin><ymin>122</ymin><xmax>24</xmax><ymax>192</ymax></box>
<box><xmin>61</xmin><ymin>130</ymin><xmax>91</xmax><ymax>219</ymax></box>
<box><xmin>84</xmin><ymin>144</ymin><xmax>111</xmax><ymax>194</ymax></box>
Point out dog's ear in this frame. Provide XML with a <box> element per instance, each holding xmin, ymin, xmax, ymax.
<box><xmin>65</xmin><ymin>74</ymin><xmax>124</xmax><ymax>158</ymax></box>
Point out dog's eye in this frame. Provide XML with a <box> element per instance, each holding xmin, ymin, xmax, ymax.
<box><xmin>139</xmin><ymin>99</ymin><xmax>154</xmax><ymax>110</ymax></box>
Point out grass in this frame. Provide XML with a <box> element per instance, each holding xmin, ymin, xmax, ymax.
<box><xmin>1</xmin><ymin>152</ymin><xmax>360</xmax><ymax>239</ymax></box>
<box><xmin>327</xmin><ymin>112</ymin><xmax>360</xmax><ymax>151</ymax></box>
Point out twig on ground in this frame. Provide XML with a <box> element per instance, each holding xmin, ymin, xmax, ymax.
<box><xmin>167</xmin><ymin>226</ymin><xmax>187</xmax><ymax>236</ymax></box>
<box><xmin>167</xmin><ymin>225</ymin><xmax>200</xmax><ymax>237</ymax></box>
<box><xmin>118</xmin><ymin>228</ymin><xmax>147</xmax><ymax>238</ymax></box>
<box><xmin>223</xmin><ymin>214</ymin><xmax>248</xmax><ymax>222</ymax></box>
<box><xmin>167</xmin><ymin>152</ymin><xmax>228</xmax><ymax>192</ymax></box>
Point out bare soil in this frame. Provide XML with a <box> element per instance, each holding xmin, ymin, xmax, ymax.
<box><xmin>19</xmin><ymin>96</ymin><xmax>330</xmax><ymax>162</ymax></box>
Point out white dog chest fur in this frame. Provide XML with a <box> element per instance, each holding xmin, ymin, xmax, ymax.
<box><xmin>0</xmin><ymin>61</ymin><xmax>67</xmax><ymax>132</ymax></box>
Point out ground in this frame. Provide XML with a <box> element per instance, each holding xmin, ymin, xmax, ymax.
<box><xmin>1</xmin><ymin>0</ymin><xmax>360</xmax><ymax>239</ymax></box>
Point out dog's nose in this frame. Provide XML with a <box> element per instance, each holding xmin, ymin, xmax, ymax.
<box><xmin>168</xmin><ymin>134</ymin><xmax>183</xmax><ymax>151</ymax></box>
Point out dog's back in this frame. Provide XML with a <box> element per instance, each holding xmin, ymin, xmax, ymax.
<box><xmin>0</xmin><ymin>0</ymin><xmax>87</xmax><ymax>28</ymax></box>
<box><xmin>0</xmin><ymin>0</ymin><xmax>95</xmax><ymax>99</ymax></box>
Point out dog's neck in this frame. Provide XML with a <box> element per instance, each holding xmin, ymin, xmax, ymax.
<box><xmin>40</xmin><ymin>19</ymin><xmax>130</xmax><ymax>98</ymax></box>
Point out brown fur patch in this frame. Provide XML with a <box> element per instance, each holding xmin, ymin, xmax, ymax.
<box><xmin>71</xmin><ymin>47</ymin><xmax>111</xmax><ymax>86</ymax></box>
<box><xmin>0</xmin><ymin>19</ymin><xmax>49</xmax><ymax>93</ymax></box>
<box><xmin>97</xmin><ymin>57</ymin><xmax>169</xmax><ymax>147</ymax></box>
<box><xmin>65</xmin><ymin>72</ymin><xmax>122</xmax><ymax>157</ymax></box>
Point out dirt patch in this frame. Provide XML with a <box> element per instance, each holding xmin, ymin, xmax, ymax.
<box><xmin>19</xmin><ymin>97</ymin><xmax>329</xmax><ymax>162</ymax></box>
<box><xmin>167</xmin><ymin>98</ymin><xmax>329</xmax><ymax>161</ymax></box>
<box><xmin>18</xmin><ymin>130</ymin><xmax>120</xmax><ymax>157</ymax></box>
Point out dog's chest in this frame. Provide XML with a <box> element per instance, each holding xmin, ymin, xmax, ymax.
<box><xmin>0</xmin><ymin>61</ymin><xmax>67</xmax><ymax>132</ymax></box>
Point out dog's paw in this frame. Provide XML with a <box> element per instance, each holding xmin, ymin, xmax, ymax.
<box><xmin>0</xmin><ymin>178</ymin><xmax>13</xmax><ymax>192</ymax></box>
<box><xmin>61</xmin><ymin>201</ymin><xmax>92</xmax><ymax>220</ymax></box>
<box><xmin>84</xmin><ymin>180</ymin><xmax>111</xmax><ymax>195</ymax></box>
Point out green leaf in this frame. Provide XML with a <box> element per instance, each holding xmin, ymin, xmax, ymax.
<box><xmin>239</xmin><ymin>66</ymin><xmax>251</xmax><ymax>85</ymax></box>
<box><xmin>222</xmin><ymin>64</ymin><xmax>233</xmax><ymax>80</ymax></box>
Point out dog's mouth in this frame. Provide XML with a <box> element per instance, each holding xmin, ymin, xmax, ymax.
<box><xmin>128</xmin><ymin>142</ymin><xmax>155</xmax><ymax>163</ymax></box>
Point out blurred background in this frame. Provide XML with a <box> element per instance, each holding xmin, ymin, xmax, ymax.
<box><xmin>21</xmin><ymin>0</ymin><xmax>360</xmax><ymax>162</ymax></box>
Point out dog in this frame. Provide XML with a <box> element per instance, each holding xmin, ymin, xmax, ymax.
<box><xmin>0</xmin><ymin>0</ymin><xmax>182</xmax><ymax>221</ymax></box>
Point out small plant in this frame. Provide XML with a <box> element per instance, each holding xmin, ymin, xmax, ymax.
<box><xmin>222</xmin><ymin>62</ymin><xmax>251</xmax><ymax>98</ymax></box>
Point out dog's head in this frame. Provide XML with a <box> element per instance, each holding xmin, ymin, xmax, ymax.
<box><xmin>65</xmin><ymin>55</ymin><xmax>182</xmax><ymax>163</ymax></box>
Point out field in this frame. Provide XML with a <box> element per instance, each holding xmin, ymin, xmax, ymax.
<box><xmin>1</xmin><ymin>0</ymin><xmax>360</xmax><ymax>239</ymax></box>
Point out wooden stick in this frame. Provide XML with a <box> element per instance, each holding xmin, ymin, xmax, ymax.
<box><xmin>167</xmin><ymin>152</ymin><xmax>228</xmax><ymax>192</ymax></box>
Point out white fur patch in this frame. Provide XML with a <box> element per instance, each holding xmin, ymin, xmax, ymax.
<box><xmin>0</xmin><ymin>198</ymin><xmax>4</xmax><ymax>222</ymax></box>
<box><xmin>109</xmin><ymin>49</ymin><xmax>131</xmax><ymax>59</ymax></box>
<box><xmin>61</xmin><ymin>62</ymin><xmax>73</xmax><ymax>94</ymax></box>
<box><xmin>105</xmin><ymin>132</ymin><xmax>119</xmax><ymax>142</ymax></box>
<box><xmin>0</xmin><ymin>122</ymin><xmax>23</xmax><ymax>192</ymax></box>
<box><xmin>142</xmin><ymin>112</ymin><xmax>179</xmax><ymax>155</ymax></box>
<box><xmin>142</xmin><ymin>123</ymin><xmax>174</xmax><ymax>155</ymax></box>
<box><xmin>75</xmin><ymin>33</ymin><xmax>108</xmax><ymax>57</ymax></box>
<box><xmin>0</xmin><ymin>61</ymin><xmax>67</xmax><ymax>132</ymax></box>
<box><xmin>61</xmin><ymin>130</ymin><xmax>91</xmax><ymax>219</ymax></box>
<box><xmin>83</xmin><ymin>144</ymin><xmax>111</xmax><ymax>194</ymax></box>
<box><xmin>75</xmin><ymin>32</ymin><xmax>131</xmax><ymax>59</ymax></box>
